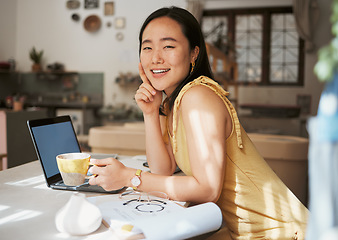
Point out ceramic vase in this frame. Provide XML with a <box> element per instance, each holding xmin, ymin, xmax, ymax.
<box><xmin>55</xmin><ymin>192</ymin><xmax>102</xmax><ymax>235</ymax></box>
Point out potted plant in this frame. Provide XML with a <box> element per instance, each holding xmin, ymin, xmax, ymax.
<box><xmin>29</xmin><ymin>47</ymin><xmax>43</xmax><ymax>72</ymax></box>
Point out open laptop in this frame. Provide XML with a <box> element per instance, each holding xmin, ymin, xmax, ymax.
<box><xmin>27</xmin><ymin>115</ymin><xmax>123</xmax><ymax>193</ymax></box>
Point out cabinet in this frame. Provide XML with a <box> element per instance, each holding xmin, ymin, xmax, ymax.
<box><xmin>239</xmin><ymin>115</ymin><xmax>308</xmax><ymax>138</ymax></box>
<box><xmin>0</xmin><ymin>109</ymin><xmax>48</xmax><ymax>169</ymax></box>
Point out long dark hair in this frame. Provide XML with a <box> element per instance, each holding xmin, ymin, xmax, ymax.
<box><xmin>139</xmin><ymin>6</ymin><xmax>214</xmax><ymax>114</ymax></box>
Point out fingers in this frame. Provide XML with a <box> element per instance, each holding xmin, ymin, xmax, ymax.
<box><xmin>136</xmin><ymin>84</ymin><xmax>156</xmax><ymax>102</ymax></box>
<box><xmin>88</xmin><ymin>158</ymin><xmax>125</xmax><ymax>191</ymax></box>
<box><xmin>89</xmin><ymin>165</ymin><xmax>104</xmax><ymax>177</ymax></box>
<box><xmin>88</xmin><ymin>160</ymin><xmax>109</xmax><ymax>186</ymax></box>
<box><xmin>139</xmin><ymin>62</ymin><xmax>150</xmax><ymax>84</ymax></box>
<box><xmin>137</xmin><ymin>63</ymin><xmax>157</xmax><ymax>102</ymax></box>
<box><xmin>89</xmin><ymin>158</ymin><xmax>112</xmax><ymax>177</ymax></box>
<box><xmin>90</xmin><ymin>158</ymin><xmax>114</xmax><ymax>166</ymax></box>
<box><xmin>88</xmin><ymin>174</ymin><xmax>113</xmax><ymax>191</ymax></box>
<box><xmin>88</xmin><ymin>175</ymin><xmax>97</xmax><ymax>185</ymax></box>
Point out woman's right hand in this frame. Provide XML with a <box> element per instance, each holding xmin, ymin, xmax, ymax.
<box><xmin>135</xmin><ymin>62</ymin><xmax>162</xmax><ymax>115</ymax></box>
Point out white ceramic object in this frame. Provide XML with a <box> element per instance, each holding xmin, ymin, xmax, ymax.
<box><xmin>55</xmin><ymin>193</ymin><xmax>102</xmax><ymax>235</ymax></box>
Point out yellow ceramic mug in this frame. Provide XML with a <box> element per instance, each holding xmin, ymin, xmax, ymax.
<box><xmin>56</xmin><ymin>153</ymin><xmax>91</xmax><ymax>186</ymax></box>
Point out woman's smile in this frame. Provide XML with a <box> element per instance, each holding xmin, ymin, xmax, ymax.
<box><xmin>151</xmin><ymin>68</ymin><xmax>171</xmax><ymax>77</ymax></box>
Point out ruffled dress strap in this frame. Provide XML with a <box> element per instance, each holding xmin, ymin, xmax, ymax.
<box><xmin>171</xmin><ymin>76</ymin><xmax>243</xmax><ymax>153</ymax></box>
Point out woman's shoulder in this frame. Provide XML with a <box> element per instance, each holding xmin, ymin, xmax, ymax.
<box><xmin>180</xmin><ymin>82</ymin><xmax>227</xmax><ymax>114</ymax></box>
<box><xmin>173</xmin><ymin>75</ymin><xmax>230</xmax><ymax>113</ymax></box>
<box><xmin>181</xmin><ymin>83</ymin><xmax>216</xmax><ymax>102</ymax></box>
<box><xmin>181</xmin><ymin>76</ymin><xmax>226</xmax><ymax>101</ymax></box>
<box><xmin>180</xmin><ymin>76</ymin><xmax>228</xmax><ymax>95</ymax></box>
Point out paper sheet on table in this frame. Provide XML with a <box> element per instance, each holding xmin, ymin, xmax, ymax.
<box><xmin>135</xmin><ymin>202</ymin><xmax>222</xmax><ymax>240</ymax></box>
<box><xmin>88</xmin><ymin>195</ymin><xmax>222</xmax><ymax>239</ymax></box>
<box><xmin>88</xmin><ymin>194</ymin><xmax>185</xmax><ymax>238</ymax></box>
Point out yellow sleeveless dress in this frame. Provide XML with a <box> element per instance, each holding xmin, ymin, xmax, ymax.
<box><xmin>168</xmin><ymin>76</ymin><xmax>308</xmax><ymax>240</ymax></box>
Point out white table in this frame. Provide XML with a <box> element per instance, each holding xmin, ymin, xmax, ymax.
<box><xmin>0</xmin><ymin>155</ymin><xmax>150</xmax><ymax>240</ymax></box>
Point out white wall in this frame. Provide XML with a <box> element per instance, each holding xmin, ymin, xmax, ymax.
<box><xmin>2</xmin><ymin>0</ymin><xmax>185</xmax><ymax>107</ymax></box>
<box><xmin>0</xmin><ymin>0</ymin><xmax>332</xmax><ymax>115</ymax></box>
<box><xmin>204</xmin><ymin>0</ymin><xmax>293</xmax><ymax>9</ymax></box>
<box><xmin>0</xmin><ymin>0</ymin><xmax>17</xmax><ymax>60</ymax></box>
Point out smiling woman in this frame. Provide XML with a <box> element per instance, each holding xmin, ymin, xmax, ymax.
<box><xmin>139</xmin><ymin>16</ymin><xmax>197</xmax><ymax>95</ymax></box>
<box><xmin>88</xmin><ymin>6</ymin><xmax>309</xmax><ymax>239</ymax></box>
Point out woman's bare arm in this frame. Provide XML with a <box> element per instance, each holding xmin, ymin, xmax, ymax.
<box><xmin>135</xmin><ymin>63</ymin><xmax>176</xmax><ymax>175</ymax></box>
<box><xmin>133</xmin><ymin>86</ymin><xmax>230</xmax><ymax>203</ymax></box>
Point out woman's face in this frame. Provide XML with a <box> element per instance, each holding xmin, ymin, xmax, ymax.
<box><xmin>140</xmin><ymin>16</ymin><xmax>198</xmax><ymax>96</ymax></box>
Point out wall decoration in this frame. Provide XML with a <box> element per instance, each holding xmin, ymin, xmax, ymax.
<box><xmin>71</xmin><ymin>13</ymin><xmax>80</xmax><ymax>22</ymax></box>
<box><xmin>115</xmin><ymin>17</ymin><xmax>126</xmax><ymax>29</ymax></box>
<box><xmin>66</xmin><ymin>0</ymin><xmax>80</xmax><ymax>9</ymax></box>
<box><xmin>116</xmin><ymin>32</ymin><xmax>124</xmax><ymax>41</ymax></box>
<box><xmin>104</xmin><ymin>2</ymin><xmax>114</xmax><ymax>16</ymax></box>
<box><xmin>84</xmin><ymin>15</ymin><xmax>102</xmax><ymax>33</ymax></box>
<box><xmin>64</xmin><ymin>0</ymin><xmax>128</xmax><ymax>35</ymax></box>
<box><xmin>85</xmin><ymin>0</ymin><xmax>99</xmax><ymax>9</ymax></box>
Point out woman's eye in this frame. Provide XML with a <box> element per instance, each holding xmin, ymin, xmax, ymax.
<box><xmin>164</xmin><ymin>46</ymin><xmax>175</xmax><ymax>49</ymax></box>
<box><xmin>143</xmin><ymin>47</ymin><xmax>152</xmax><ymax>50</ymax></box>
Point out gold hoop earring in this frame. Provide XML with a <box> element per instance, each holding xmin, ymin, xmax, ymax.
<box><xmin>190</xmin><ymin>61</ymin><xmax>195</xmax><ymax>74</ymax></box>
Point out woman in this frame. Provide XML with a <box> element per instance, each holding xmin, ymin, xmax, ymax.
<box><xmin>89</xmin><ymin>6</ymin><xmax>308</xmax><ymax>239</ymax></box>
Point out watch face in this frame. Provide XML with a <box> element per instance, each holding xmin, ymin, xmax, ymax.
<box><xmin>131</xmin><ymin>176</ymin><xmax>141</xmax><ymax>187</ymax></box>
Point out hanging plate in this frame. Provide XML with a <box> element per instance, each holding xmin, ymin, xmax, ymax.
<box><xmin>84</xmin><ymin>15</ymin><xmax>101</xmax><ymax>33</ymax></box>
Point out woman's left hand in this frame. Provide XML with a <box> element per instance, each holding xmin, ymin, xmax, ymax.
<box><xmin>88</xmin><ymin>158</ymin><xmax>128</xmax><ymax>191</ymax></box>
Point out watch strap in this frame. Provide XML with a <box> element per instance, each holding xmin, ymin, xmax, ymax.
<box><xmin>135</xmin><ymin>169</ymin><xmax>142</xmax><ymax>177</ymax></box>
<box><xmin>132</xmin><ymin>169</ymin><xmax>142</xmax><ymax>190</ymax></box>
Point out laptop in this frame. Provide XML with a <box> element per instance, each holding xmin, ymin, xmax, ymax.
<box><xmin>27</xmin><ymin>115</ymin><xmax>123</xmax><ymax>193</ymax></box>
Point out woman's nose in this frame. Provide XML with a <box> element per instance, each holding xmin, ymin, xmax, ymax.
<box><xmin>152</xmin><ymin>50</ymin><xmax>164</xmax><ymax>64</ymax></box>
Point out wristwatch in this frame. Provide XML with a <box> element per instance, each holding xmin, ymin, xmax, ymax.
<box><xmin>131</xmin><ymin>169</ymin><xmax>142</xmax><ymax>190</ymax></box>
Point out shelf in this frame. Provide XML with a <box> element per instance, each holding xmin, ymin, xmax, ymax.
<box><xmin>34</xmin><ymin>71</ymin><xmax>78</xmax><ymax>75</ymax></box>
<box><xmin>26</xmin><ymin>71</ymin><xmax>79</xmax><ymax>81</ymax></box>
<box><xmin>240</xmin><ymin>104</ymin><xmax>301</xmax><ymax>118</ymax></box>
<box><xmin>0</xmin><ymin>70</ymin><xmax>18</xmax><ymax>74</ymax></box>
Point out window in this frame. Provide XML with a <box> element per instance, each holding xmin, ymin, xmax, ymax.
<box><xmin>236</xmin><ymin>14</ymin><xmax>263</xmax><ymax>83</ymax></box>
<box><xmin>202</xmin><ymin>7</ymin><xmax>304</xmax><ymax>86</ymax></box>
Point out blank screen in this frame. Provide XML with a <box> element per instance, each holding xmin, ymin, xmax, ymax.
<box><xmin>31</xmin><ymin>121</ymin><xmax>80</xmax><ymax>178</ymax></box>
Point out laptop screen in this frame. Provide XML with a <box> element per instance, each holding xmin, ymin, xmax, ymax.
<box><xmin>30</xmin><ymin>120</ymin><xmax>80</xmax><ymax>178</ymax></box>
